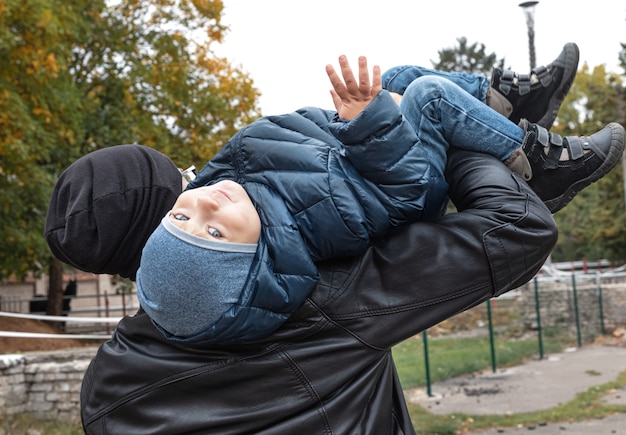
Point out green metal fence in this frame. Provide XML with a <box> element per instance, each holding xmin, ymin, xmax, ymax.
<box><xmin>417</xmin><ymin>269</ymin><xmax>626</xmax><ymax>396</ymax></box>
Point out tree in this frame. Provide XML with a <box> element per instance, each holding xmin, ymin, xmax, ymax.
<box><xmin>0</xmin><ymin>0</ymin><xmax>261</xmax><ymax>315</ymax></box>
<box><xmin>550</xmin><ymin>64</ymin><xmax>626</xmax><ymax>263</ymax></box>
<box><xmin>0</xmin><ymin>0</ymin><xmax>88</xmax><ymax>282</ymax></box>
<box><xmin>81</xmin><ymin>0</ymin><xmax>261</xmax><ymax>163</ymax></box>
<box><xmin>431</xmin><ymin>37</ymin><xmax>504</xmax><ymax>74</ymax></box>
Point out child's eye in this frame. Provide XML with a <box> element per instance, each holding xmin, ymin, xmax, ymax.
<box><xmin>172</xmin><ymin>213</ymin><xmax>189</xmax><ymax>221</ymax></box>
<box><xmin>208</xmin><ymin>227</ymin><xmax>222</xmax><ymax>238</ymax></box>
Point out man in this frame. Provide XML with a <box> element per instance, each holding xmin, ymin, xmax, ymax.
<box><xmin>46</xmin><ymin>51</ymin><xmax>621</xmax><ymax>434</ymax></box>
<box><xmin>71</xmin><ymin>147</ymin><xmax>557</xmax><ymax>434</ymax></box>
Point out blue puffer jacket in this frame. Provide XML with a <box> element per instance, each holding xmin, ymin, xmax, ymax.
<box><xmin>186</xmin><ymin>90</ymin><xmax>442</xmax><ymax>344</ymax></box>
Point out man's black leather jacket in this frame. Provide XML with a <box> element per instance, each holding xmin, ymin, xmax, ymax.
<box><xmin>80</xmin><ymin>151</ymin><xmax>557</xmax><ymax>434</ymax></box>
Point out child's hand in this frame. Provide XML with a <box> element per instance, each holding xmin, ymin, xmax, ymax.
<box><xmin>326</xmin><ymin>55</ymin><xmax>381</xmax><ymax>121</ymax></box>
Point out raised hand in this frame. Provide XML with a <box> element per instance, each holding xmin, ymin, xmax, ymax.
<box><xmin>326</xmin><ymin>55</ymin><xmax>381</xmax><ymax>121</ymax></box>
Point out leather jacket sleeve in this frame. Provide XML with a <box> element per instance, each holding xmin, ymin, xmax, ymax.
<box><xmin>307</xmin><ymin>148</ymin><xmax>557</xmax><ymax>349</ymax></box>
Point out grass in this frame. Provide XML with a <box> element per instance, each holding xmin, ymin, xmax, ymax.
<box><xmin>0</xmin><ymin>414</ymin><xmax>82</xmax><ymax>434</ymax></box>
<box><xmin>392</xmin><ymin>331</ymin><xmax>568</xmax><ymax>390</ymax></box>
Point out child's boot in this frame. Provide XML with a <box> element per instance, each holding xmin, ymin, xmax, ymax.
<box><xmin>488</xmin><ymin>42</ymin><xmax>579</xmax><ymax>128</ymax></box>
<box><xmin>518</xmin><ymin>120</ymin><xmax>625</xmax><ymax>213</ymax></box>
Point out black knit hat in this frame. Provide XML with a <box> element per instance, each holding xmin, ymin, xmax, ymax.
<box><xmin>45</xmin><ymin>145</ymin><xmax>182</xmax><ymax>280</ymax></box>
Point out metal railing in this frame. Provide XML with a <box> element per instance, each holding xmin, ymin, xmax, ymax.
<box><xmin>0</xmin><ymin>291</ymin><xmax>139</xmax><ymax>335</ymax></box>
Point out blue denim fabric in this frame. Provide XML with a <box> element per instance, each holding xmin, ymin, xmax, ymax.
<box><xmin>399</xmin><ymin>75</ymin><xmax>524</xmax><ymax>175</ymax></box>
<box><xmin>383</xmin><ymin>67</ymin><xmax>526</xmax><ymax>216</ymax></box>
<box><xmin>383</xmin><ymin>65</ymin><xmax>490</xmax><ymax>102</ymax></box>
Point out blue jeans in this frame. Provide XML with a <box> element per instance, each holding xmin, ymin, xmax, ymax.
<box><xmin>383</xmin><ymin>65</ymin><xmax>491</xmax><ymax>102</ymax></box>
<box><xmin>383</xmin><ymin>66</ymin><xmax>525</xmax><ymax>216</ymax></box>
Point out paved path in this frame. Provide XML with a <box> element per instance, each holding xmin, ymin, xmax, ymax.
<box><xmin>473</xmin><ymin>413</ymin><xmax>626</xmax><ymax>434</ymax></box>
<box><xmin>405</xmin><ymin>344</ymin><xmax>626</xmax><ymax>433</ymax></box>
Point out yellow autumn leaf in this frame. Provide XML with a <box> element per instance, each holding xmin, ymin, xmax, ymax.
<box><xmin>45</xmin><ymin>53</ymin><xmax>59</xmax><ymax>74</ymax></box>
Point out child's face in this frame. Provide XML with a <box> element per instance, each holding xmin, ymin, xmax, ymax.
<box><xmin>168</xmin><ymin>180</ymin><xmax>261</xmax><ymax>244</ymax></box>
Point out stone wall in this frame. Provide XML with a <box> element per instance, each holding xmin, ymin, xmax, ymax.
<box><xmin>0</xmin><ymin>348</ymin><xmax>97</xmax><ymax>423</ymax></box>
<box><xmin>518</xmin><ymin>273</ymin><xmax>626</xmax><ymax>336</ymax></box>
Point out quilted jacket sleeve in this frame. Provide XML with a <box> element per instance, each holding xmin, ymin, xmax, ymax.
<box><xmin>326</xmin><ymin>90</ymin><xmax>434</xmax><ymax>224</ymax></box>
<box><xmin>328</xmin><ymin>90</ymin><xmax>430</xmax><ymax>185</ymax></box>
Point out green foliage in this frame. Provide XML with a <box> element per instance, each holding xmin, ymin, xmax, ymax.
<box><xmin>0</xmin><ymin>0</ymin><xmax>91</xmax><ymax>279</ymax></box>
<box><xmin>0</xmin><ymin>0</ymin><xmax>261</xmax><ymax>280</ymax></box>
<box><xmin>431</xmin><ymin>37</ymin><xmax>504</xmax><ymax>74</ymax></box>
<box><xmin>551</xmin><ymin>64</ymin><xmax>626</xmax><ymax>263</ymax></box>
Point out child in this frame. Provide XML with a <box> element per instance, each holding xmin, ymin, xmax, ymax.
<box><xmin>136</xmin><ymin>53</ymin><xmax>625</xmax><ymax>345</ymax></box>
<box><xmin>46</xmin><ymin>45</ymin><xmax>576</xmax><ymax>281</ymax></box>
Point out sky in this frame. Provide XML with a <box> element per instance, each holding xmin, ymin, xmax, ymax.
<box><xmin>213</xmin><ymin>0</ymin><xmax>626</xmax><ymax>115</ymax></box>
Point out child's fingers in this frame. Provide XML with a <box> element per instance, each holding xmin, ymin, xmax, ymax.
<box><xmin>326</xmin><ymin>63</ymin><xmax>348</xmax><ymax>99</ymax></box>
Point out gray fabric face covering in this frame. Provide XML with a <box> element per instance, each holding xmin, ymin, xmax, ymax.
<box><xmin>136</xmin><ymin>214</ymin><xmax>257</xmax><ymax>338</ymax></box>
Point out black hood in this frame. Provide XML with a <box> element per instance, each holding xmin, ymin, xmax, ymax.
<box><xmin>45</xmin><ymin>145</ymin><xmax>182</xmax><ymax>280</ymax></box>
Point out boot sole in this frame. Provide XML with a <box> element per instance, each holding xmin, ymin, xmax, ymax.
<box><xmin>537</xmin><ymin>43</ymin><xmax>580</xmax><ymax>129</ymax></box>
<box><xmin>545</xmin><ymin>123</ymin><xmax>625</xmax><ymax>213</ymax></box>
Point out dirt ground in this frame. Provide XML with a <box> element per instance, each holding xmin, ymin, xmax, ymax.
<box><xmin>0</xmin><ymin>316</ymin><xmax>98</xmax><ymax>354</ymax></box>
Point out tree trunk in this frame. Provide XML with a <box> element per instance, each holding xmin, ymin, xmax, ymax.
<box><xmin>46</xmin><ymin>258</ymin><xmax>64</xmax><ymax>329</ymax></box>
